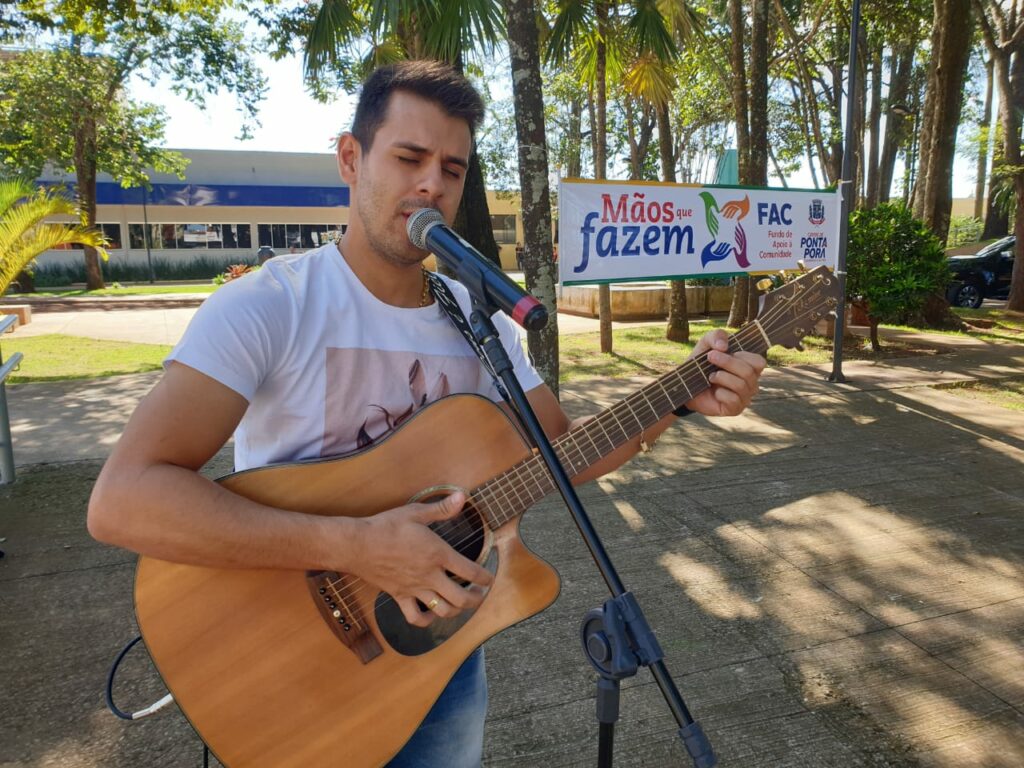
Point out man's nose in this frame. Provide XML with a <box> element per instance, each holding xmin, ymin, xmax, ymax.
<box><xmin>416</xmin><ymin>163</ymin><xmax>446</xmax><ymax>201</ymax></box>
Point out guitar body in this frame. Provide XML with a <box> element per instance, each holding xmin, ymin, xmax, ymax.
<box><xmin>134</xmin><ymin>395</ymin><xmax>561</xmax><ymax>768</ymax></box>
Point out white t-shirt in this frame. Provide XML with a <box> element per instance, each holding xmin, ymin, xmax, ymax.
<box><xmin>166</xmin><ymin>243</ymin><xmax>543</xmax><ymax>471</ymax></box>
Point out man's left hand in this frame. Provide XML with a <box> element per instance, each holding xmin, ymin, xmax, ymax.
<box><xmin>683</xmin><ymin>329</ymin><xmax>765</xmax><ymax>417</ymax></box>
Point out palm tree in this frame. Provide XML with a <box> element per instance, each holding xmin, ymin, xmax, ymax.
<box><xmin>0</xmin><ymin>179</ymin><xmax>107</xmax><ymax>295</ymax></box>
<box><xmin>302</xmin><ymin>0</ymin><xmax>506</xmax><ymax>266</ymax></box>
<box><xmin>547</xmin><ymin>0</ymin><xmax>678</xmax><ymax>352</ymax></box>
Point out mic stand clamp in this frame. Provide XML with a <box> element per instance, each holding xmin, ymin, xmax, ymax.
<box><xmin>463</xmin><ymin>294</ymin><xmax>717</xmax><ymax>768</ymax></box>
<box><xmin>581</xmin><ymin>594</ymin><xmax>714</xmax><ymax>768</ymax></box>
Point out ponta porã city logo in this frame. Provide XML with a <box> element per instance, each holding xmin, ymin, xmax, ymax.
<box><xmin>698</xmin><ymin>192</ymin><xmax>751</xmax><ymax>269</ymax></box>
<box><xmin>809</xmin><ymin>199</ymin><xmax>826</xmax><ymax>226</ymax></box>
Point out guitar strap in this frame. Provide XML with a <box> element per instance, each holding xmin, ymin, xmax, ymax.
<box><xmin>424</xmin><ymin>270</ymin><xmax>516</xmax><ymax>412</ymax></box>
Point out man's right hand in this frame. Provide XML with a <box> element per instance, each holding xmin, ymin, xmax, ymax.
<box><xmin>347</xmin><ymin>491</ymin><xmax>494</xmax><ymax>627</ymax></box>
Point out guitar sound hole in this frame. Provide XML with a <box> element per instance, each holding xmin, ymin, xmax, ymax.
<box><xmin>429</xmin><ymin>503</ymin><xmax>485</xmax><ymax>566</ymax></box>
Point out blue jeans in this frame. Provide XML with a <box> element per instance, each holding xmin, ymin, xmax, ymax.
<box><xmin>386</xmin><ymin>649</ymin><xmax>488</xmax><ymax>768</ymax></box>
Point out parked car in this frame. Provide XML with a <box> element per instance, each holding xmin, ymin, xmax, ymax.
<box><xmin>947</xmin><ymin>236</ymin><xmax>1016</xmax><ymax>308</ymax></box>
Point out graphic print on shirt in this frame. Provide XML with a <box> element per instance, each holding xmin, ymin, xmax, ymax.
<box><xmin>321</xmin><ymin>347</ymin><xmax>482</xmax><ymax>458</ymax></box>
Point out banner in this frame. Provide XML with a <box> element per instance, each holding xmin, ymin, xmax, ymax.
<box><xmin>558</xmin><ymin>179</ymin><xmax>841</xmax><ymax>285</ymax></box>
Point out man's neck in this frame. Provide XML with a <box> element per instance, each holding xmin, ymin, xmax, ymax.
<box><xmin>336</xmin><ymin>233</ymin><xmax>425</xmax><ymax>308</ymax></box>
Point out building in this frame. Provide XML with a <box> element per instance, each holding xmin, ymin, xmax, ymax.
<box><xmin>37</xmin><ymin>148</ymin><xmax>524</xmax><ymax>276</ymax></box>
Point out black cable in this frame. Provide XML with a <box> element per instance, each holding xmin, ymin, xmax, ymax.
<box><xmin>107</xmin><ymin>636</ymin><xmax>209</xmax><ymax>766</ymax></box>
<box><xmin>105</xmin><ymin>636</ymin><xmax>144</xmax><ymax>720</ymax></box>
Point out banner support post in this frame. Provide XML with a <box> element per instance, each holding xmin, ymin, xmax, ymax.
<box><xmin>828</xmin><ymin>0</ymin><xmax>862</xmax><ymax>384</ymax></box>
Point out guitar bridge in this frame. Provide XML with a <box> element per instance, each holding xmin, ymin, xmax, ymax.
<box><xmin>306</xmin><ymin>571</ymin><xmax>383</xmax><ymax>664</ymax></box>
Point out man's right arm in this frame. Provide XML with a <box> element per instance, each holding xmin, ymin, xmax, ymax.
<box><xmin>87</xmin><ymin>362</ymin><xmax>491</xmax><ymax>626</ymax></box>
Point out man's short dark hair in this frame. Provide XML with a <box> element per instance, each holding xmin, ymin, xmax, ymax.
<box><xmin>351</xmin><ymin>60</ymin><xmax>485</xmax><ymax>151</ymax></box>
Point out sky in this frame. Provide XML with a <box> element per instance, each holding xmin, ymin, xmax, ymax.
<box><xmin>129</xmin><ymin>54</ymin><xmax>356</xmax><ymax>157</ymax></box>
<box><xmin>128</xmin><ymin>49</ymin><xmax>978</xmax><ymax>200</ymax></box>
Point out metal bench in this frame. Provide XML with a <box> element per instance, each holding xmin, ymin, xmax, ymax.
<box><xmin>1</xmin><ymin>314</ymin><xmax>23</xmax><ymax>484</ymax></box>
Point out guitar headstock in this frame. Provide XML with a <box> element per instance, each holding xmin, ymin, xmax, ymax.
<box><xmin>756</xmin><ymin>266</ymin><xmax>841</xmax><ymax>349</ymax></box>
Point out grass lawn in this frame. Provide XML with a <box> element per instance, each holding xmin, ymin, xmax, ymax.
<box><xmin>881</xmin><ymin>308</ymin><xmax>1024</xmax><ymax>346</ymax></box>
<box><xmin>4</xmin><ymin>335</ymin><xmax>172</xmax><ymax>383</ymax></box>
<box><xmin>25</xmin><ymin>284</ymin><xmax>217</xmax><ymax>297</ymax></box>
<box><xmin>558</xmin><ymin>322</ymin><xmax>938</xmax><ymax>383</ymax></box>
<box><xmin>5</xmin><ymin>307</ymin><xmax>1015</xmax><ymax>391</ymax></box>
<box><xmin>935</xmin><ymin>376</ymin><xmax>1024</xmax><ymax>411</ymax></box>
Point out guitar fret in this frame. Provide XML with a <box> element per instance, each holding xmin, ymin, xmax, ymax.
<box><xmin>459</xmin><ymin>266</ymin><xmax>837</xmax><ymax>549</ymax></box>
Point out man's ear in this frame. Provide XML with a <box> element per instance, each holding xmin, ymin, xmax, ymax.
<box><xmin>336</xmin><ymin>132</ymin><xmax>361</xmax><ymax>185</ymax></box>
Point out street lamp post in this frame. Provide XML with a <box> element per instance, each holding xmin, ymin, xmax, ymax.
<box><xmin>828</xmin><ymin>0</ymin><xmax>863</xmax><ymax>384</ymax></box>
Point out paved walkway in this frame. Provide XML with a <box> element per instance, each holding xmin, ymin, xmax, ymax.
<box><xmin>1</xmin><ymin>298</ymin><xmax>1022</xmax><ymax>767</ymax></box>
<box><xmin>2</xmin><ymin>292</ymin><xmax>669</xmax><ymax>345</ymax></box>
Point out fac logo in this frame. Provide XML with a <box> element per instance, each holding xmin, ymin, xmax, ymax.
<box><xmin>698</xmin><ymin>193</ymin><xmax>750</xmax><ymax>269</ymax></box>
<box><xmin>809</xmin><ymin>199</ymin><xmax>826</xmax><ymax>226</ymax></box>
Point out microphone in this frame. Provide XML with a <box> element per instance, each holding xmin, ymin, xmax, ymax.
<box><xmin>407</xmin><ymin>208</ymin><xmax>548</xmax><ymax>331</ymax></box>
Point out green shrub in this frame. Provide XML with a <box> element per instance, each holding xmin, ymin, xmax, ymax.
<box><xmin>33</xmin><ymin>255</ymin><xmax>255</xmax><ymax>286</ymax></box>
<box><xmin>847</xmin><ymin>203</ymin><xmax>951</xmax><ymax>348</ymax></box>
<box><xmin>947</xmin><ymin>215</ymin><xmax>983</xmax><ymax>248</ymax></box>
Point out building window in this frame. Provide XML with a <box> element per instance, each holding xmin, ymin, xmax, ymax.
<box><xmin>490</xmin><ymin>214</ymin><xmax>517</xmax><ymax>245</ymax></box>
<box><xmin>213</xmin><ymin>224</ymin><xmax>252</xmax><ymax>249</ymax></box>
<box><xmin>66</xmin><ymin>223</ymin><xmax>121</xmax><ymax>250</ymax></box>
<box><xmin>128</xmin><ymin>223</ymin><xmax>252</xmax><ymax>250</ymax></box>
<box><xmin>259</xmin><ymin>224</ymin><xmax>344</xmax><ymax>250</ymax></box>
<box><xmin>100</xmin><ymin>223</ymin><xmax>122</xmax><ymax>249</ymax></box>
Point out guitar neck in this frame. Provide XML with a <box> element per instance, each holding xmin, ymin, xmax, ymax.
<box><xmin>471</xmin><ymin>321</ymin><xmax>772</xmax><ymax>530</ymax></box>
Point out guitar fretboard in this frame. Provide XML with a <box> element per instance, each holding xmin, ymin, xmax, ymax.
<box><xmin>469</xmin><ymin>322</ymin><xmax>771</xmax><ymax>529</ymax></box>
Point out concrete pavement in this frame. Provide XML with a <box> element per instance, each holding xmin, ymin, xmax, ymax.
<box><xmin>1</xmin><ymin>298</ymin><xmax>1022</xmax><ymax>767</ymax></box>
<box><xmin>2</xmin><ymin>293</ymin><xmax>666</xmax><ymax>345</ymax></box>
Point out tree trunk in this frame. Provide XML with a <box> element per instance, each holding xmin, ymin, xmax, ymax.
<box><xmin>865</xmin><ymin>43</ymin><xmax>883</xmax><ymax>207</ymax></box>
<box><xmin>595</xmin><ymin>0</ymin><xmax>612</xmax><ymax>353</ymax></box>
<box><xmin>14</xmin><ymin>270</ymin><xmax>36</xmax><ymax>292</ymax></box>
<box><xmin>503</xmin><ymin>0</ymin><xmax>559</xmax><ymax>392</ymax></box>
<box><xmin>567</xmin><ymin>97</ymin><xmax>583</xmax><ymax>179</ymax></box>
<box><xmin>991</xmin><ymin>37</ymin><xmax>1024</xmax><ymax>310</ymax></box>
<box><xmin>739</xmin><ymin>0</ymin><xmax>770</xmax><ymax>324</ymax></box>
<box><xmin>74</xmin><ymin>117</ymin><xmax>104</xmax><ymax>290</ymax></box>
<box><xmin>454</xmin><ymin>153</ymin><xmax>501</xmax><ymax>266</ymax></box>
<box><xmin>1010</xmin><ymin>181</ymin><xmax>1024</xmax><ymax>311</ymax></box>
<box><xmin>912</xmin><ymin>0</ymin><xmax>974</xmax><ymax>243</ymax></box>
<box><xmin>727</xmin><ymin>0</ymin><xmax>751</xmax><ymax>328</ymax></box>
<box><xmin>981</xmin><ymin>134</ymin><xmax>1009</xmax><ymax>238</ymax></box>
<box><xmin>728</xmin><ymin>277</ymin><xmax>749</xmax><ymax>328</ymax></box>
<box><xmin>448</xmin><ymin>55</ymin><xmax>500</xmax><ymax>268</ymax></box>
<box><xmin>659</xmin><ymin>103</ymin><xmax>689</xmax><ymax>343</ymax></box>
<box><xmin>849</xmin><ymin>26</ymin><xmax>866</xmax><ymax>211</ymax></box>
<box><xmin>878</xmin><ymin>43</ymin><xmax>915</xmax><ymax>202</ymax></box>
<box><xmin>974</xmin><ymin>57</ymin><xmax>993</xmax><ymax>220</ymax></box>
<box><xmin>868</xmin><ymin>317</ymin><xmax>881</xmax><ymax>352</ymax></box>
<box><xmin>748</xmin><ymin>0</ymin><xmax>768</xmax><ymax>185</ymax></box>
<box><xmin>727</xmin><ymin>0</ymin><xmax>750</xmax><ymax>183</ymax></box>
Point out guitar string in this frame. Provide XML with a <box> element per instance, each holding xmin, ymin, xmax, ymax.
<box><xmin>320</xmin><ymin>292</ymin><xmax>834</xmax><ymax>620</ymax></box>
<box><xmin>320</xmin><ymin>291</ymin><xmax>833</xmax><ymax>620</ymax></box>
<box><xmin>318</xmin><ymin>283</ymin><xmax>834</xmax><ymax>622</ymax></box>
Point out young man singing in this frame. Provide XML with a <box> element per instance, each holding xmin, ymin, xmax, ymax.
<box><xmin>89</xmin><ymin>60</ymin><xmax>765</xmax><ymax>767</ymax></box>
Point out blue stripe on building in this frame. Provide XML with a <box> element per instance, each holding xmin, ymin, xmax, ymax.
<box><xmin>49</xmin><ymin>182</ymin><xmax>349</xmax><ymax>208</ymax></box>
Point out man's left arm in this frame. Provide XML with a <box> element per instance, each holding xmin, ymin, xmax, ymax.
<box><xmin>522</xmin><ymin>329</ymin><xmax>765</xmax><ymax>486</ymax></box>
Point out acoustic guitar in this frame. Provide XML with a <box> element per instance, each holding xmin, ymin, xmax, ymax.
<box><xmin>134</xmin><ymin>266</ymin><xmax>840</xmax><ymax>767</ymax></box>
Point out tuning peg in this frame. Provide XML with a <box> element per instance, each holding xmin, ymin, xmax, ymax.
<box><xmin>756</xmin><ymin>278</ymin><xmax>774</xmax><ymax>292</ymax></box>
<box><xmin>797</xmin><ymin>260</ymin><xmax>807</xmax><ymax>272</ymax></box>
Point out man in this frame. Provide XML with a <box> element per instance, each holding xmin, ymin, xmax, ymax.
<box><xmin>88</xmin><ymin>61</ymin><xmax>765</xmax><ymax>767</ymax></box>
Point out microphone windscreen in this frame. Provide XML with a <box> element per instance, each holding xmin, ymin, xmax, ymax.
<box><xmin>407</xmin><ymin>208</ymin><xmax>445</xmax><ymax>249</ymax></box>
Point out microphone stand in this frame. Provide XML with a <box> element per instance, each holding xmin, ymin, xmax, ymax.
<box><xmin>457</xmin><ymin>272</ymin><xmax>716</xmax><ymax>768</ymax></box>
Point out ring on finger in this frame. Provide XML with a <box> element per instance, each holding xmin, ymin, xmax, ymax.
<box><xmin>426</xmin><ymin>597</ymin><xmax>440</xmax><ymax>611</ymax></box>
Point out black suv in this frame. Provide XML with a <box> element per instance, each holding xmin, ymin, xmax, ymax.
<box><xmin>947</xmin><ymin>236</ymin><xmax>1016</xmax><ymax>308</ymax></box>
